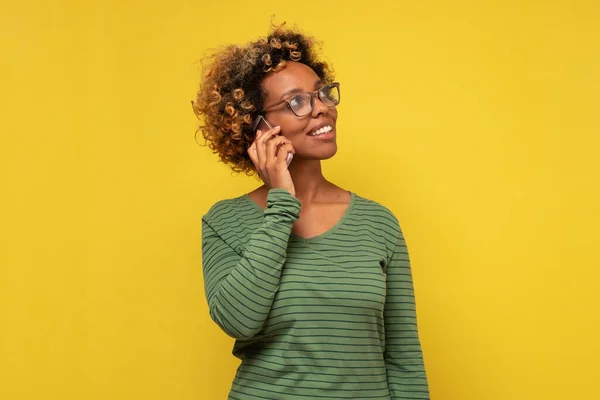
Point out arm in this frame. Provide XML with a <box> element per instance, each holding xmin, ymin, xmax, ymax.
<box><xmin>201</xmin><ymin>189</ymin><xmax>301</xmax><ymax>340</ymax></box>
<box><xmin>384</xmin><ymin>225</ymin><xmax>430</xmax><ymax>399</ymax></box>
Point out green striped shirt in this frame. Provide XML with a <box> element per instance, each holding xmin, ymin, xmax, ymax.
<box><xmin>202</xmin><ymin>188</ymin><xmax>429</xmax><ymax>399</ymax></box>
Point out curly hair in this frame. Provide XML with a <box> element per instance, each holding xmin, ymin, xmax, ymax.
<box><xmin>192</xmin><ymin>24</ymin><xmax>335</xmax><ymax>175</ymax></box>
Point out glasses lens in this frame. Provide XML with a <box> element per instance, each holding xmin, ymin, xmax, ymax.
<box><xmin>319</xmin><ymin>84</ymin><xmax>340</xmax><ymax>106</ymax></box>
<box><xmin>288</xmin><ymin>93</ymin><xmax>312</xmax><ymax>116</ymax></box>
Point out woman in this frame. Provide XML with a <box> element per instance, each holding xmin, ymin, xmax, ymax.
<box><xmin>193</xmin><ymin>24</ymin><xmax>430</xmax><ymax>400</ymax></box>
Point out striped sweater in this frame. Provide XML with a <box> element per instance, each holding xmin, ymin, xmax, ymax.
<box><xmin>201</xmin><ymin>188</ymin><xmax>429</xmax><ymax>399</ymax></box>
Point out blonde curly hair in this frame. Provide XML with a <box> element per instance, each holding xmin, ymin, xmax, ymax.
<box><xmin>192</xmin><ymin>24</ymin><xmax>334</xmax><ymax>175</ymax></box>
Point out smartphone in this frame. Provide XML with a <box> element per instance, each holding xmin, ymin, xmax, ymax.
<box><xmin>252</xmin><ymin>115</ymin><xmax>293</xmax><ymax>166</ymax></box>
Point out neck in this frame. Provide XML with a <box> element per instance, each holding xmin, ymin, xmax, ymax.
<box><xmin>287</xmin><ymin>159</ymin><xmax>330</xmax><ymax>204</ymax></box>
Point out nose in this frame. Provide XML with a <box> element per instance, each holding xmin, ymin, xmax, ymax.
<box><xmin>311</xmin><ymin>94</ymin><xmax>329</xmax><ymax>118</ymax></box>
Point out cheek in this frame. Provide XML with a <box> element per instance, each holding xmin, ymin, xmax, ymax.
<box><xmin>275</xmin><ymin>115</ymin><xmax>310</xmax><ymax>137</ymax></box>
<box><xmin>330</xmin><ymin>107</ymin><xmax>338</xmax><ymax>121</ymax></box>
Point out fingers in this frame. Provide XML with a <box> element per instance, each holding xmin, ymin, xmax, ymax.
<box><xmin>255</xmin><ymin>126</ymin><xmax>279</xmax><ymax>168</ymax></box>
<box><xmin>247</xmin><ymin>125</ymin><xmax>292</xmax><ymax>181</ymax></box>
<box><xmin>248</xmin><ymin>130</ymin><xmax>267</xmax><ymax>182</ymax></box>
<box><xmin>276</xmin><ymin>142</ymin><xmax>294</xmax><ymax>168</ymax></box>
<box><xmin>247</xmin><ymin>130</ymin><xmax>262</xmax><ymax>166</ymax></box>
<box><xmin>265</xmin><ymin>135</ymin><xmax>289</xmax><ymax>167</ymax></box>
<box><xmin>255</xmin><ymin>132</ymin><xmax>268</xmax><ymax>170</ymax></box>
<box><xmin>246</xmin><ymin>126</ymin><xmax>295</xmax><ymax>193</ymax></box>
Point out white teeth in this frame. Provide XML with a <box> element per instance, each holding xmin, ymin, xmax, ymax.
<box><xmin>309</xmin><ymin>125</ymin><xmax>332</xmax><ymax>136</ymax></box>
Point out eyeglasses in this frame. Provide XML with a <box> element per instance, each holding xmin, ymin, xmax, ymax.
<box><xmin>261</xmin><ymin>82</ymin><xmax>340</xmax><ymax>117</ymax></box>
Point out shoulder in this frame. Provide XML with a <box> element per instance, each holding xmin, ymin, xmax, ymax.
<box><xmin>201</xmin><ymin>194</ymin><xmax>263</xmax><ymax>249</ymax></box>
<box><xmin>351</xmin><ymin>194</ymin><xmax>409</xmax><ymax>263</ymax></box>
<box><xmin>352</xmin><ymin>192</ymin><xmax>401</xmax><ymax>234</ymax></box>
<box><xmin>202</xmin><ymin>194</ymin><xmax>254</xmax><ymax>228</ymax></box>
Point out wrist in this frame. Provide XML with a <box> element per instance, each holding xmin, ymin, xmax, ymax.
<box><xmin>265</xmin><ymin>188</ymin><xmax>302</xmax><ymax>221</ymax></box>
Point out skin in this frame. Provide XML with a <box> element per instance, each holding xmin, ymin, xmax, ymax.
<box><xmin>246</xmin><ymin>61</ymin><xmax>351</xmax><ymax>239</ymax></box>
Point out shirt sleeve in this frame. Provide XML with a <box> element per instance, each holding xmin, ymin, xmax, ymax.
<box><xmin>384</xmin><ymin>223</ymin><xmax>430</xmax><ymax>399</ymax></box>
<box><xmin>201</xmin><ymin>189</ymin><xmax>301</xmax><ymax>340</ymax></box>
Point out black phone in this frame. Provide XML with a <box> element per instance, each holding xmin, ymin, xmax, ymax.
<box><xmin>252</xmin><ymin>115</ymin><xmax>293</xmax><ymax>166</ymax></box>
<box><xmin>253</xmin><ymin>115</ymin><xmax>273</xmax><ymax>133</ymax></box>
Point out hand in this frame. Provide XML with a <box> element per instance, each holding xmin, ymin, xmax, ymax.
<box><xmin>247</xmin><ymin>126</ymin><xmax>296</xmax><ymax>197</ymax></box>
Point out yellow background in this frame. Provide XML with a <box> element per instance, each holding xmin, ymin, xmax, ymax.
<box><xmin>1</xmin><ymin>0</ymin><xmax>599</xmax><ymax>399</ymax></box>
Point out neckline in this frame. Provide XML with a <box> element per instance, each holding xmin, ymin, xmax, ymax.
<box><xmin>242</xmin><ymin>191</ymin><xmax>356</xmax><ymax>243</ymax></box>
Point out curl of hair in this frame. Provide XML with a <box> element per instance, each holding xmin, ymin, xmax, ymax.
<box><xmin>191</xmin><ymin>23</ymin><xmax>334</xmax><ymax>175</ymax></box>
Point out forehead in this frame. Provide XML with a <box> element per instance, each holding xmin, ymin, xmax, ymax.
<box><xmin>261</xmin><ymin>62</ymin><xmax>320</xmax><ymax>99</ymax></box>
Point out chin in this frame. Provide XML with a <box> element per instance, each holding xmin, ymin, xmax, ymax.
<box><xmin>316</xmin><ymin>147</ymin><xmax>338</xmax><ymax>160</ymax></box>
<box><xmin>321</xmin><ymin>151</ymin><xmax>337</xmax><ymax>160</ymax></box>
<box><xmin>294</xmin><ymin>143</ymin><xmax>338</xmax><ymax>161</ymax></box>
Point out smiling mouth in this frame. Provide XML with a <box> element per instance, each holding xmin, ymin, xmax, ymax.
<box><xmin>308</xmin><ymin>125</ymin><xmax>333</xmax><ymax>136</ymax></box>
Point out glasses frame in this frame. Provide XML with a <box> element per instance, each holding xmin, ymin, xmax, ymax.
<box><xmin>260</xmin><ymin>82</ymin><xmax>340</xmax><ymax>117</ymax></box>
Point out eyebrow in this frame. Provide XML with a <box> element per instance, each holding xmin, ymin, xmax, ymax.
<box><xmin>279</xmin><ymin>79</ymin><xmax>323</xmax><ymax>100</ymax></box>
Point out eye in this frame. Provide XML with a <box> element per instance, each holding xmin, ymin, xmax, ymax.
<box><xmin>289</xmin><ymin>95</ymin><xmax>306</xmax><ymax>108</ymax></box>
<box><xmin>320</xmin><ymin>84</ymin><xmax>340</xmax><ymax>104</ymax></box>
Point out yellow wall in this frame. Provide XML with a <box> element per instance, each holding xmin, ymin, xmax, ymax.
<box><xmin>1</xmin><ymin>0</ymin><xmax>599</xmax><ymax>399</ymax></box>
